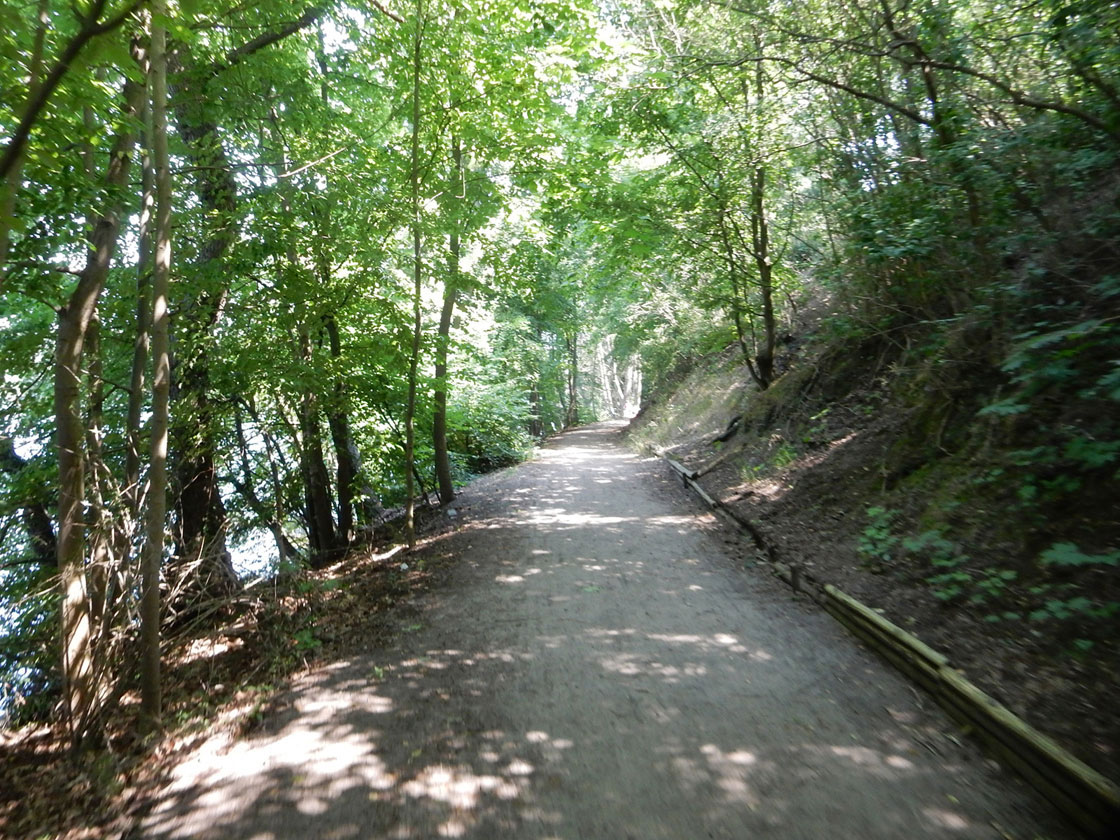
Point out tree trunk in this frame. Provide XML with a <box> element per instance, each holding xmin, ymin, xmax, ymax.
<box><xmin>565</xmin><ymin>334</ymin><xmax>578</xmax><ymax>427</ymax></box>
<box><xmin>740</xmin><ymin>62</ymin><xmax>776</xmax><ymax>390</ymax></box>
<box><xmin>313</xmin><ymin>33</ymin><xmax>376</xmax><ymax>534</ymax></box>
<box><xmin>324</xmin><ymin>317</ymin><xmax>359</xmax><ymax>543</ymax></box>
<box><xmin>159</xmin><ymin>7</ymin><xmax>328</xmax><ymax>598</ymax></box>
<box><xmin>245</xmin><ymin>395</ymin><xmax>307</xmax><ymax>568</ymax></box>
<box><xmin>55</xmin><ymin>78</ymin><xmax>143</xmax><ymax>745</ymax></box>
<box><xmin>57</xmin><ymin>297</ymin><xmax>95</xmax><ymax>747</ymax></box>
<box><xmin>749</xmin><ymin>164</ymin><xmax>776</xmax><ymax>388</ymax></box>
<box><xmin>171</xmin><ymin>366</ymin><xmax>236</xmax><ymax>604</ymax></box>
<box><xmin>263</xmin><ymin>103</ymin><xmax>340</xmax><ymax>567</ymax></box>
<box><xmin>84</xmin><ymin>314</ymin><xmax>111</xmax><ymax>628</ymax></box>
<box><xmin>529</xmin><ymin>324</ymin><xmax>544</xmax><ymax>438</ymax></box>
<box><xmin>295</xmin><ymin>323</ymin><xmax>337</xmax><ymax>566</ymax></box>
<box><xmin>528</xmin><ymin>382</ymin><xmax>542</xmax><ymax>438</ymax></box>
<box><xmin>404</xmin><ymin>1</ymin><xmax>425</xmax><ymax>549</ymax></box>
<box><xmin>432</xmin><ymin>137</ymin><xmax>461</xmax><ymax>505</ymax></box>
<box><xmin>716</xmin><ymin>202</ymin><xmax>760</xmax><ymax>387</ymax></box>
<box><xmin>141</xmin><ymin>4</ymin><xmax>171</xmax><ymax>728</ymax></box>
<box><xmin>126</xmin><ymin>64</ymin><xmax>154</xmax><ymax>518</ymax></box>
<box><xmin>167</xmin><ymin>60</ymin><xmax>239</xmax><ymax>606</ymax></box>
<box><xmin>233</xmin><ymin>411</ymin><xmax>302</xmax><ymax>567</ymax></box>
<box><xmin>0</xmin><ymin>0</ymin><xmax>145</xmax><ymax>187</ymax></box>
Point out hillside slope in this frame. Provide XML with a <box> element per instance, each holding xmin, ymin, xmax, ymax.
<box><xmin>626</xmin><ymin>327</ymin><xmax>1120</xmax><ymax>787</ymax></box>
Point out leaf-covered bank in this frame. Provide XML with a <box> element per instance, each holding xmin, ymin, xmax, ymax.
<box><xmin>627</xmin><ymin>296</ymin><xmax>1120</xmax><ymax>784</ymax></box>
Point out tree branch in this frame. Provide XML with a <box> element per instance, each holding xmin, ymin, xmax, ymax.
<box><xmin>218</xmin><ymin>6</ymin><xmax>327</xmax><ymax>73</ymax></box>
<box><xmin>682</xmin><ymin>51</ymin><xmax>933</xmax><ymax>127</ymax></box>
<box><xmin>370</xmin><ymin>0</ymin><xmax>404</xmax><ymax>24</ymax></box>
<box><xmin>920</xmin><ymin>57</ymin><xmax>1120</xmax><ymax>142</ymax></box>
<box><xmin>0</xmin><ymin>0</ymin><xmax>147</xmax><ymax>184</ymax></box>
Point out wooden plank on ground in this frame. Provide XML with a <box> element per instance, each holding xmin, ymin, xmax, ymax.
<box><xmin>665</xmin><ymin>457</ymin><xmax>698</xmax><ymax>480</ymax></box>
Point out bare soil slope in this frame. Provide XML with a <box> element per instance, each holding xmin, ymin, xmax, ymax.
<box><xmin>138</xmin><ymin>424</ymin><xmax>1071</xmax><ymax>839</ymax></box>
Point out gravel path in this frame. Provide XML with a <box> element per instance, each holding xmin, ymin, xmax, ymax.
<box><xmin>139</xmin><ymin>423</ymin><xmax>1073</xmax><ymax>839</ymax></box>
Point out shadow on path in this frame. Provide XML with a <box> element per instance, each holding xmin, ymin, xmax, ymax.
<box><xmin>137</xmin><ymin>423</ymin><xmax>1074</xmax><ymax>839</ymax></box>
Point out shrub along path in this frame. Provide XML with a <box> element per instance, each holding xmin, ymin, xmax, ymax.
<box><xmin>138</xmin><ymin>423</ymin><xmax>1073</xmax><ymax>839</ymax></box>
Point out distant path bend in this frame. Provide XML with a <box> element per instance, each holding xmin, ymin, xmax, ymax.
<box><xmin>141</xmin><ymin>422</ymin><xmax>1072</xmax><ymax>839</ymax></box>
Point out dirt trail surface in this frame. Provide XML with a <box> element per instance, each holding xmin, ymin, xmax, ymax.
<box><xmin>138</xmin><ymin>423</ymin><xmax>1073</xmax><ymax>839</ymax></box>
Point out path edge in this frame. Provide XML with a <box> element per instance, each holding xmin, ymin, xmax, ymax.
<box><xmin>663</xmin><ymin>454</ymin><xmax>1120</xmax><ymax>839</ymax></box>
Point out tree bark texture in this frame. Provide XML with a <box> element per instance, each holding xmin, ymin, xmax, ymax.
<box><xmin>141</xmin><ymin>4</ymin><xmax>171</xmax><ymax>728</ymax></box>
<box><xmin>126</xmin><ymin>68</ymin><xmax>154</xmax><ymax>518</ymax></box>
<box><xmin>298</xmin><ymin>327</ymin><xmax>338</xmax><ymax>567</ymax></box>
<box><xmin>324</xmin><ymin>314</ymin><xmax>365</xmax><ymax>540</ymax></box>
<box><xmin>167</xmin><ymin>56</ymin><xmax>240</xmax><ymax>605</ymax></box>
<box><xmin>565</xmin><ymin>335</ymin><xmax>578</xmax><ymax>428</ymax></box>
<box><xmin>55</xmin><ymin>78</ymin><xmax>143</xmax><ymax>744</ymax></box>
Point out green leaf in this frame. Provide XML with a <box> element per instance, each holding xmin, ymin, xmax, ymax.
<box><xmin>1040</xmin><ymin>542</ymin><xmax>1120</xmax><ymax>568</ymax></box>
<box><xmin>977</xmin><ymin>398</ymin><xmax>1029</xmax><ymax>417</ymax></box>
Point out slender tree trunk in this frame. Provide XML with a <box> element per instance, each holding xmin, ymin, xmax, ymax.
<box><xmin>431</xmin><ymin>267</ymin><xmax>457</xmax><ymax>504</ymax></box>
<box><xmin>84</xmin><ymin>315</ymin><xmax>111</xmax><ymax>628</ymax></box>
<box><xmin>0</xmin><ymin>0</ymin><xmax>146</xmax><ymax>186</ymax></box>
<box><xmin>529</xmin><ymin>325</ymin><xmax>543</xmax><ymax>438</ymax></box>
<box><xmin>324</xmin><ymin>315</ymin><xmax>361</xmax><ymax>541</ymax></box>
<box><xmin>168</xmin><ymin>62</ymin><xmax>238</xmax><ymax>605</ymax></box>
<box><xmin>141</xmin><ymin>5</ymin><xmax>171</xmax><ymax>729</ymax></box>
<box><xmin>57</xmin><ymin>291</ymin><xmax>95</xmax><ymax>749</ymax></box>
<box><xmin>565</xmin><ymin>334</ymin><xmax>578</xmax><ymax>427</ymax></box>
<box><xmin>300</xmin><ymin>403</ymin><xmax>333</xmax><ymax>566</ymax></box>
<box><xmin>160</xmin><ymin>6</ymin><xmax>329</xmax><ymax>603</ymax></box>
<box><xmin>171</xmin><ymin>366</ymin><xmax>236</xmax><ymax>602</ymax></box>
<box><xmin>265</xmin><ymin>106</ymin><xmax>339</xmax><ymax>567</ymax></box>
<box><xmin>233</xmin><ymin>411</ymin><xmax>301</xmax><ymax>566</ymax></box>
<box><xmin>242</xmin><ymin>395</ymin><xmax>304</xmax><ymax>568</ymax></box>
<box><xmin>740</xmin><ymin>64</ymin><xmax>776</xmax><ymax>389</ymax></box>
<box><xmin>623</xmin><ymin>361</ymin><xmax>642</xmax><ymax>415</ymax></box>
<box><xmin>298</xmin><ymin>327</ymin><xmax>337</xmax><ymax>566</ymax></box>
<box><xmin>126</xmin><ymin>67</ymin><xmax>154</xmax><ymax>517</ymax></box>
<box><xmin>716</xmin><ymin>202</ymin><xmax>760</xmax><ymax>387</ymax></box>
<box><xmin>55</xmin><ymin>78</ymin><xmax>143</xmax><ymax>746</ymax></box>
<box><xmin>878</xmin><ymin>2</ymin><xmax>980</xmax><ymax>230</ymax></box>
<box><xmin>313</xmin><ymin>30</ymin><xmax>373</xmax><ymax>535</ymax></box>
<box><xmin>311</xmin><ymin>29</ymin><xmax>354</xmax><ymax>546</ymax></box>
<box><xmin>432</xmin><ymin>138</ymin><xmax>461</xmax><ymax>505</ymax></box>
<box><xmin>405</xmin><ymin>1</ymin><xmax>424</xmax><ymax>549</ymax></box>
<box><xmin>528</xmin><ymin>384</ymin><xmax>542</xmax><ymax>438</ymax></box>
<box><xmin>749</xmin><ymin>164</ymin><xmax>776</xmax><ymax>388</ymax></box>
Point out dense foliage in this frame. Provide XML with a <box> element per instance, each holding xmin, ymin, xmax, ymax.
<box><xmin>1</xmin><ymin>0</ymin><xmax>1116</xmax><ymax>749</ymax></box>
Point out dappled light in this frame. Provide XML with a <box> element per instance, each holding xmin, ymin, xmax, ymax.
<box><xmin>728</xmin><ymin>431</ymin><xmax>865</xmax><ymax>503</ymax></box>
<box><xmin>2</xmin><ymin>0</ymin><xmax>1115</xmax><ymax>829</ymax></box>
<box><xmin>177</xmin><ymin>635</ymin><xmax>244</xmax><ymax>666</ymax></box>
<box><xmin>137</xmin><ymin>424</ymin><xmax>1064</xmax><ymax>839</ymax></box>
